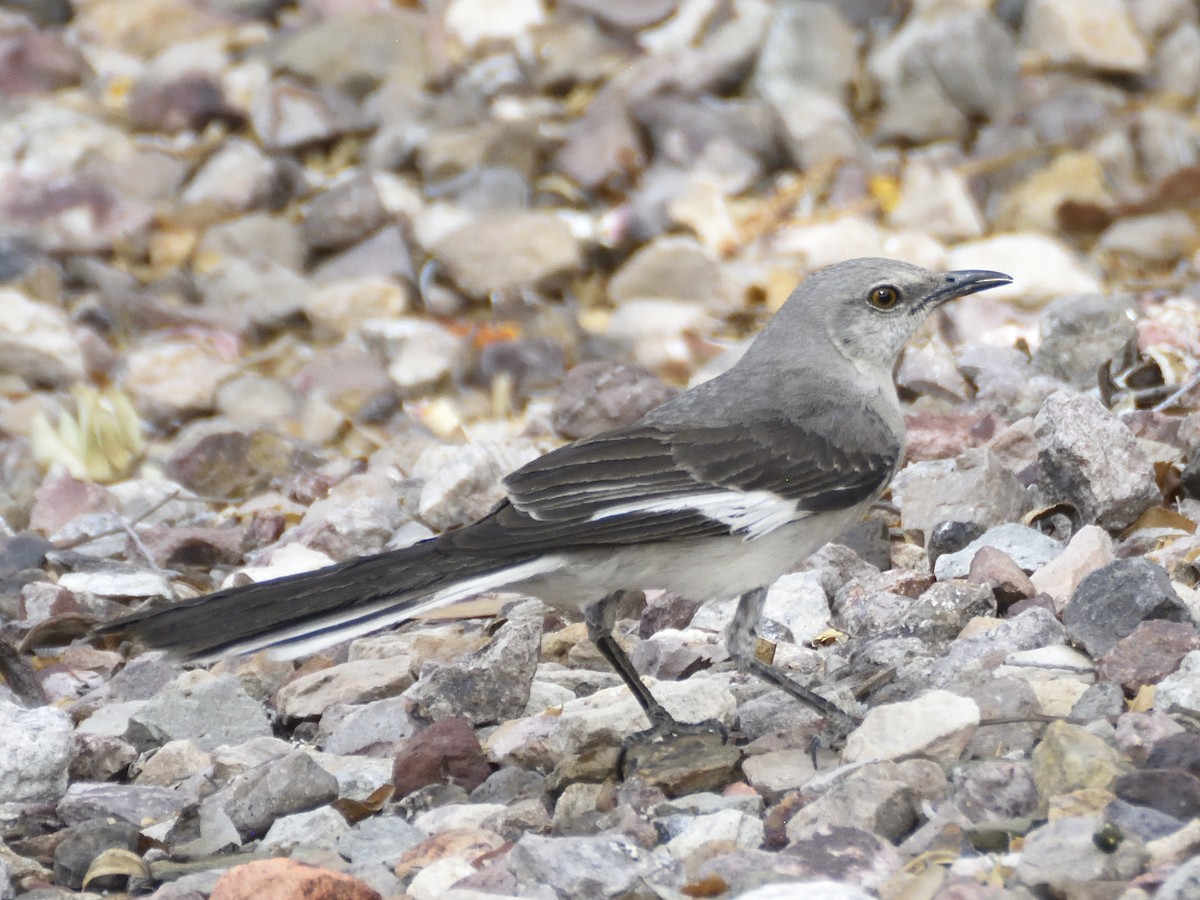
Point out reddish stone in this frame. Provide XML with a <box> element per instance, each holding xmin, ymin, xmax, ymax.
<box><xmin>210</xmin><ymin>858</ymin><xmax>379</xmax><ymax>900</ymax></box>
<box><xmin>1098</xmin><ymin>620</ymin><xmax>1200</xmax><ymax>695</ymax></box>
<box><xmin>392</xmin><ymin>828</ymin><xmax>507</xmax><ymax>880</ymax></box>
<box><xmin>391</xmin><ymin>717</ymin><xmax>491</xmax><ymax>798</ymax></box>
<box><xmin>967</xmin><ymin>546</ymin><xmax>1035</xmax><ymax>613</ymax></box>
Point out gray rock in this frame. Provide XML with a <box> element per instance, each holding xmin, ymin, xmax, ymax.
<box><xmin>68</xmin><ymin>732</ymin><xmax>137</xmax><ymax>782</ymax></box>
<box><xmin>337</xmin><ymin>815</ymin><xmax>424</xmax><ymax>867</ymax></box>
<box><xmin>753</xmin><ymin>0</ymin><xmax>858</xmax><ymax>102</ymax></box>
<box><xmin>1015</xmin><ymin>815</ymin><xmax>1148</xmax><ymax>890</ymax></box>
<box><xmin>317</xmin><ymin>696</ymin><xmax>419</xmax><ymax>756</ymax></box>
<box><xmin>892</xmin><ymin>448</ymin><xmax>1030</xmax><ymax>540</ymax></box>
<box><xmin>403</xmin><ymin>600</ymin><xmax>542</xmax><ymax>725</ymax></box>
<box><xmin>762</xmin><ymin>572</ymin><xmax>831</xmax><ymax>644</ymax></box>
<box><xmin>927</xmin><ymin>607</ymin><xmax>1066</xmax><ymax>690</ymax></box>
<box><xmin>1062</xmin><ymin>558</ymin><xmax>1191</xmax><ymax>658</ymax></box>
<box><xmin>52</xmin><ymin>818</ymin><xmax>139</xmax><ymax>891</ymax></box>
<box><xmin>1034</xmin><ymin>390</ymin><xmax>1161</xmax><ymax>531</ymax></box>
<box><xmin>197</xmin><ymin>213</ymin><xmax>306</xmax><ymax>271</ymax></box>
<box><xmin>277</xmin><ymin>659</ymin><xmax>416</xmax><ymax>721</ymax></box>
<box><xmin>432</xmin><ymin>211</ymin><xmax>582</xmax><ymax>298</ymax></box>
<box><xmin>301</xmin><ymin>171</ymin><xmax>389</xmax><ymax>251</ymax></box>
<box><xmin>1105</xmin><ymin>797</ymin><xmax>1186</xmax><ymax>842</ymax></box>
<box><xmin>843</xmin><ymin>691</ymin><xmax>980</xmax><ymax>764</ymax></box>
<box><xmin>57</xmin><ymin>782</ymin><xmax>190</xmax><ymax>827</ymax></box>
<box><xmin>507</xmin><ymin>833</ymin><xmax>660</xmax><ymax>898</ymax></box>
<box><xmin>470</xmin><ymin>767</ymin><xmax>547</xmax><ymax>805</ymax></box>
<box><xmin>260</xmin><ymin>806</ymin><xmax>349</xmax><ymax>854</ymax></box>
<box><xmin>214</xmin><ymin>749</ymin><xmax>340</xmax><ymax>841</ymax></box>
<box><xmin>934</xmin><ymin>523</ymin><xmax>1063</xmax><ymax>579</ymax></box>
<box><xmin>0</xmin><ymin>700</ymin><xmax>72</xmax><ymax>802</ymax></box>
<box><xmin>552</xmin><ymin>362</ymin><xmax>676</xmax><ymax>440</ymax></box>
<box><xmin>952</xmin><ymin>760</ymin><xmax>1040</xmax><ymax>822</ymax></box>
<box><xmin>1032</xmin><ymin>293</ymin><xmax>1137</xmax><ymax>389</ymax></box>
<box><xmin>310</xmin><ymin>225</ymin><xmax>415</xmax><ymax>284</ymax></box>
<box><xmin>786</xmin><ymin>767</ymin><xmax>917</xmax><ymax>843</ymax></box>
<box><xmin>1069</xmin><ymin>681</ymin><xmax>1126</xmax><ymax>720</ymax></box>
<box><xmin>0</xmin><ymin>291</ymin><xmax>86</xmax><ymax>386</ymax></box>
<box><xmin>125</xmin><ymin>672</ymin><xmax>272</xmax><ymax>752</ymax></box>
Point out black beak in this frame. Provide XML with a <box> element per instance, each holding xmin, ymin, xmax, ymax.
<box><xmin>928</xmin><ymin>269</ymin><xmax>1013</xmax><ymax>307</ymax></box>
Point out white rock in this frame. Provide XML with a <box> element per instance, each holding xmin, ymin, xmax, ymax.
<box><xmin>1022</xmin><ymin>0</ymin><xmax>1149</xmax><ymax>74</ymax></box>
<box><xmin>276</xmin><ymin>659</ymin><xmax>416</xmax><ymax>720</ymax></box>
<box><xmin>735</xmin><ymin>883</ymin><xmax>874</xmax><ymax>900</ymax></box>
<box><xmin>443</xmin><ymin>0</ymin><xmax>544</xmax><ymax>48</ymax></box>
<box><xmin>1156</xmin><ymin>651</ymin><xmax>1200</xmax><ymax>715</ymax></box>
<box><xmin>0</xmin><ymin>290</ymin><xmax>85</xmax><ymax>385</ymax></box>
<box><xmin>414</xmin><ymin>440</ymin><xmax>541</xmax><ymax>532</ymax></box>
<box><xmin>413</xmin><ymin>802</ymin><xmax>510</xmax><ymax>835</ymax></box>
<box><xmin>123</xmin><ymin>338</ymin><xmax>239</xmax><ymax>417</ymax></box>
<box><xmin>933</xmin><ymin>523</ymin><xmax>1063</xmax><ymax>580</ymax></box>
<box><xmin>304</xmin><ymin>276</ymin><xmax>410</xmax><ymax>337</ymax></box>
<box><xmin>946</xmin><ymin>234</ymin><xmax>1102</xmax><ymax>308</ymax></box>
<box><xmin>773</xmin><ymin>216</ymin><xmax>885</xmax><ymax>270</ymax></box>
<box><xmin>1030</xmin><ymin>525</ymin><xmax>1115</xmax><ymax>611</ymax></box>
<box><xmin>742</xmin><ymin>748</ymin><xmax>819</xmax><ymax>796</ymax></box>
<box><xmin>889</xmin><ymin>151</ymin><xmax>984</xmax><ymax>241</ymax></box>
<box><xmin>260</xmin><ymin>806</ymin><xmax>349</xmax><ymax>854</ymax></box>
<box><xmin>305</xmin><ymin>752</ymin><xmax>393</xmax><ymax>801</ymax></box>
<box><xmin>57</xmin><ymin>569</ymin><xmax>173</xmax><ymax>599</ymax></box>
<box><xmin>0</xmin><ymin>700</ymin><xmax>73</xmax><ymax>802</ymax></box>
<box><xmin>665</xmin><ymin>808</ymin><xmax>765</xmax><ymax>860</ymax></box>
<box><xmin>763</xmin><ymin>572</ymin><xmax>831</xmax><ymax>644</ymax></box>
<box><xmin>605</xmin><ymin>300</ymin><xmax>717</xmax><ymax>374</ymax></box>
<box><xmin>551</xmin><ymin>678</ymin><xmax>736</xmax><ymax>757</ymax></box>
<box><xmin>182</xmin><ymin>138</ymin><xmax>279</xmax><ymax>212</ymax></box>
<box><xmin>407</xmin><ymin>856</ymin><xmax>479</xmax><ymax>900</ymax></box>
<box><xmin>366</xmin><ymin>318</ymin><xmax>463</xmax><ymax>396</ymax></box>
<box><xmin>843</xmin><ymin>690</ymin><xmax>979</xmax><ymax>762</ymax></box>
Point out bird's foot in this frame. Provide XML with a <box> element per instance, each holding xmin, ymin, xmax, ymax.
<box><xmin>617</xmin><ymin>716</ymin><xmax>730</xmax><ymax>780</ymax></box>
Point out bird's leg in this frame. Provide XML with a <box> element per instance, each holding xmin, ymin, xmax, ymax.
<box><xmin>584</xmin><ymin>591</ymin><xmax>673</xmax><ymax>727</ymax></box>
<box><xmin>726</xmin><ymin>586</ymin><xmax>860</xmax><ymax>745</ymax></box>
<box><xmin>585</xmin><ymin>591</ymin><xmax>727</xmax><ymax>777</ymax></box>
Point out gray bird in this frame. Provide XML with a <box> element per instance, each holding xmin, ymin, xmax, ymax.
<box><xmin>99</xmin><ymin>258</ymin><xmax>1011</xmax><ymax>738</ymax></box>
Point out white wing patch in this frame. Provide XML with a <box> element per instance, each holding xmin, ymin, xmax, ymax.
<box><xmin>589</xmin><ymin>489</ymin><xmax>804</xmax><ymax>540</ymax></box>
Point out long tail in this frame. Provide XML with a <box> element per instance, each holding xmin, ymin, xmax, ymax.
<box><xmin>96</xmin><ymin>537</ymin><xmax>550</xmax><ymax>663</ymax></box>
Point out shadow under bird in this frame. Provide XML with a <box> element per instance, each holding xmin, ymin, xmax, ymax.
<box><xmin>98</xmin><ymin>257</ymin><xmax>1012</xmax><ymax>745</ymax></box>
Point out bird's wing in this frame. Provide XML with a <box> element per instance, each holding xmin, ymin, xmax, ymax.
<box><xmin>446</xmin><ymin>417</ymin><xmax>896</xmax><ymax>552</ymax></box>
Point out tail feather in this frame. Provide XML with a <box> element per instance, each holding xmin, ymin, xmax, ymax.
<box><xmin>97</xmin><ymin>537</ymin><xmax>547</xmax><ymax>662</ymax></box>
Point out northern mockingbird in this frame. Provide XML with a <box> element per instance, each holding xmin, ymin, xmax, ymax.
<box><xmin>100</xmin><ymin>258</ymin><xmax>1011</xmax><ymax>738</ymax></box>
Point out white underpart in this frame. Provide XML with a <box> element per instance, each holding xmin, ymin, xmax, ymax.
<box><xmin>589</xmin><ymin>489</ymin><xmax>804</xmax><ymax>541</ymax></box>
<box><xmin>192</xmin><ymin>556</ymin><xmax>568</xmax><ymax>663</ymax></box>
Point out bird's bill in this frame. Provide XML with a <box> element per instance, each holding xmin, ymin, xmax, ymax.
<box><xmin>928</xmin><ymin>269</ymin><xmax>1013</xmax><ymax>306</ymax></box>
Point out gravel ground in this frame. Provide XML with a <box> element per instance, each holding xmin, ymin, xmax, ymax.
<box><xmin>3</xmin><ymin>0</ymin><xmax>1200</xmax><ymax>898</ymax></box>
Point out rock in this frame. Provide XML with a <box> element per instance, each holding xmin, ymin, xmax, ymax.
<box><xmin>1030</xmin><ymin>524</ymin><xmax>1115</xmax><ymax>610</ymax></box>
<box><xmin>1032</xmin><ymin>721</ymin><xmax>1132</xmax><ymax>803</ymax></box>
<box><xmin>1098</xmin><ymin>620</ymin><xmax>1199</xmax><ymax>695</ymax></box>
<box><xmin>125</xmin><ymin>671</ymin><xmax>272</xmax><ymax>752</ymax></box>
<box><xmin>665</xmin><ymin>808</ymin><xmax>764</xmax><ymax>860</ymax></box>
<box><xmin>1032</xmin><ymin>293</ymin><xmax>1138</xmax><ymax>388</ymax></box>
<box><xmin>0</xmin><ymin>289</ymin><xmax>85</xmax><ymax>386</ymax></box>
<box><xmin>135</xmin><ymin>739</ymin><xmax>213</xmax><ymax>785</ymax></box>
<box><xmin>181</xmin><ymin>138</ymin><xmax>281</xmax><ymax>212</ymax></box>
<box><xmin>844</xmin><ymin>691</ymin><xmax>979</xmax><ymax>763</ymax></box>
<box><xmin>304</xmin><ymin>276</ymin><xmax>409</xmax><ymax>340</ymax></box>
<box><xmin>507</xmin><ymin>833</ymin><xmax>655</xmax><ymax>898</ymax></box>
<box><xmin>891</xmin><ymin>449</ymin><xmax>1030</xmax><ymax>540</ymax></box>
<box><xmin>966</xmin><ymin>546</ymin><xmax>1037</xmax><ymax>611</ymax></box>
<box><xmin>301</xmin><ymin>172</ymin><xmax>389</xmax><ymax>251</ymax></box>
<box><xmin>742</xmin><ymin>749</ymin><xmax>820</xmax><ymax>799</ymax></box>
<box><xmin>965</xmin><ymin>676</ymin><xmax>1045</xmax><ymax>759</ymax></box>
<box><xmin>889</xmin><ymin>147</ymin><xmax>985</xmax><ymax>241</ymax></box>
<box><xmin>1034</xmin><ymin>391</ymin><xmax>1161</xmax><ymax>532</ymax></box>
<box><xmin>432</xmin><ymin>212</ymin><xmax>581</xmax><ymax>298</ymax></box>
<box><xmin>277</xmin><ymin>660</ymin><xmax>416</xmax><ymax>721</ymax></box>
<box><xmin>52</xmin><ymin>818</ymin><xmax>139</xmax><ymax>891</ymax></box>
<box><xmin>1062</xmin><ymin>559</ymin><xmax>1191</xmax><ymax>658</ymax></box>
<box><xmin>1115</xmin><ymin>769</ymin><xmax>1200</xmax><ymax>821</ymax></box>
<box><xmin>123</xmin><ymin>337</ymin><xmax>240</xmax><ymax>420</ymax></box>
<box><xmin>934</xmin><ymin>523</ymin><xmax>1061</xmax><ymax>580</ymax></box>
<box><xmin>1070</xmin><ymin>681</ymin><xmax>1125</xmax><ymax>720</ymax></box>
<box><xmin>785</xmin><ymin>767</ymin><xmax>918</xmax><ymax>843</ymax></box>
<box><xmin>57</xmin><ymin>782</ymin><xmax>189</xmax><ymax>827</ymax></box>
<box><xmin>946</xmin><ymin>235</ymin><xmax>1102</xmax><ymax>308</ymax></box>
<box><xmin>926</xmin><ymin>607</ymin><xmax>1066</xmax><ymax>689</ymax></box>
<box><xmin>762</xmin><ymin>572</ymin><xmax>831</xmax><ymax>644</ymax></box>
<box><xmin>953</xmin><ymin>759</ymin><xmax>1040</xmax><ymax>823</ymax></box>
<box><xmin>753</xmin><ymin>0</ymin><xmax>857</xmax><ymax>101</ymax></box>
<box><xmin>210</xmin><ymin>858</ymin><xmax>380</xmax><ymax>900</ymax></box>
<box><xmin>0</xmin><ymin>700</ymin><xmax>72</xmax><ymax>802</ymax></box>
<box><xmin>551</xmin><ymin>362</ymin><xmax>676</xmax><ymax>440</ymax></box>
<box><xmin>318</xmin><ymin>696</ymin><xmax>419</xmax><ymax>757</ymax></box>
<box><xmin>1015</xmin><ymin>815</ymin><xmax>1148</xmax><ymax>892</ymax></box>
<box><xmin>412</xmin><ymin>440</ymin><xmax>538</xmax><ymax>531</ymax></box>
<box><xmin>1158</xmin><ymin>854</ymin><xmax>1200</xmax><ymax>900</ymax></box>
<box><xmin>403</xmin><ymin>601</ymin><xmax>542</xmax><ymax>725</ymax></box>
<box><xmin>251</xmin><ymin>78</ymin><xmax>363</xmax><ymax>151</ymax></box>
<box><xmin>735</xmin><ymin>884</ymin><xmax>874</xmax><ymax>900</ymax></box>
<box><xmin>1156</xmin><ymin>651</ymin><xmax>1200</xmax><ymax>715</ymax></box>
<box><xmin>391</xmin><ymin>718</ymin><xmax>491</xmax><ymax>799</ymax></box>
<box><xmin>1097</xmin><ymin>212</ymin><xmax>1199</xmax><ymax>265</ymax></box>
<box><xmin>215</xmin><ymin>750</ymin><xmax>340</xmax><ymax>841</ymax></box>
<box><xmin>260</xmin><ymin>806</ymin><xmax>350</xmax><ymax>855</ymax></box>
<box><xmin>608</xmin><ymin>235</ymin><xmax>731</xmax><ymax>311</ymax></box>
<box><xmin>1022</xmin><ymin>0</ymin><xmax>1150</xmax><ymax>75</ymax></box>
<box><xmin>68</xmin><ymin>732</ymin><xmax>137</xmax><ymax>782</ymax></box>
<box><xmin>337</xmin><ymin>815</ymin><xmax>425</xmax><ymax>868</ymax></box>
<box><xmin>311</xmin><ymin>225</ymin><xmax>415</xmax><ymax>284</ymax></box>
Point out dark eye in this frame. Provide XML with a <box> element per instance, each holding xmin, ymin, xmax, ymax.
<box><xmin>868</xmin><ymin>285</ymin><xmax>900</xmax><ymax>310</ymax></box>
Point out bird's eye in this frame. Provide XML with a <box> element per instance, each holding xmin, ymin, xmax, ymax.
<box><xmin>868</xmin><ymin>285</ymin><xmax>900</xmax><ymax>310</ymax></box>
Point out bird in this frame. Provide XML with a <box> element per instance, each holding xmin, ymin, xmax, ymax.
<box><xmin>98</xmin><ymin>258</ymin><xmax>1011</xmax><ymax>740</ymax></box>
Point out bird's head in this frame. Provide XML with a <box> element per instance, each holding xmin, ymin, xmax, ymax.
<box><xmin>760</xmin><ymin>257</ymin><xmax>1012</xmax><ymax>380</ymax></box>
